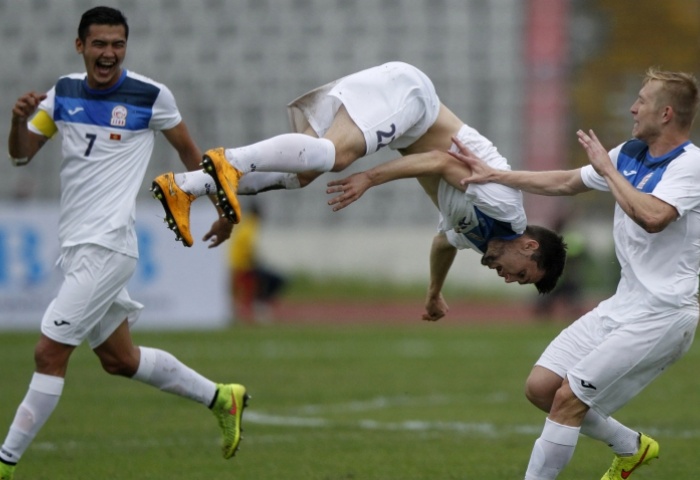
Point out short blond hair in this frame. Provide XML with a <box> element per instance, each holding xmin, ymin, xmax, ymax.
<box><xmin>643</xmin><ymin>67</ymin><xmax>700</xmax><ymax>129</ymax></box>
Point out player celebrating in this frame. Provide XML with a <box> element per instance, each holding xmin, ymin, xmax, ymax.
<box><xmin>152</xmin><ymin>62</ymin><xmax>567</xmax><ymax>320</ymax></box>
<box><xmin>453</xmin><ymin>67</ymin><xmax>700</xmax><ymax>479</ymax></box>
<box><xmin>0</xmin><ymin>7</ymin><xmax>247</xmax><ymax>480</ymax></box>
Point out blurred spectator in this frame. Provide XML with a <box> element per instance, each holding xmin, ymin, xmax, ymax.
<box><xmin>228</xmin><ymin>201</ymin><xmax>287</xmax><ymax>324</ymax></box>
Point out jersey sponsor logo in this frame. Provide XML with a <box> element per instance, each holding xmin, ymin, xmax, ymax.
<box><xmin>68</xmin><ymin>106</ymin><xmax>84</xmax><ymax>115</ymax></box>
<box><xmin>110</xmin><ymin>105</ymin><xmax>128</xmax><ymax>127</ymax></box>
<box><xmin>53</xmin><ymin>320</ymin><xmax>71</xmax><ymax>327</ymax></box>
<box><xmin>110</xmin><ymin>133</ymin><xmax>122</xmax><ymax>141</ymax></box>
<box><xmin>580</xmin><ymin>380</ymin><xmax>597</xmax><ymax>390</ymax></box>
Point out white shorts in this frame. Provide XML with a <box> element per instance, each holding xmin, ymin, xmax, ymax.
<box><xmin>537</xmin><ymin>307</ymin><xmax>698</xmax><ymax>417</ymax></box>
<box><xmin>287</xmin><ymin>62</ymin><xmax>440</xmax><ymax>154</ymax></box>
<box><xmin>439</xmin><ymin>125</ymin><xmax>526</xmax><ymax>253</ymax></box>
<box><xmin>41</xmin><ymin>244</ymin><xmax>143</xmax><ymax>349</ymax></box>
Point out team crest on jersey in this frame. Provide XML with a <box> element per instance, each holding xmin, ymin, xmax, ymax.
<box><xmin>636</xmin><ymin>172</ymin><xmax>654</xmax><ymax>190</ymax></box>
<box><xmin>110</xmin><ymin>105</ymin><xmax>128</xmax><ymax>127</ymax></box>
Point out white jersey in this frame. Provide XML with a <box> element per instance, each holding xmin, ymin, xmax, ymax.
<box><xmin>581</xmin><ymin>139</ymin><xmax>700</xmax><ymax>320</ymax></box>
<box><xmin>439</xmin><ymin>124</ymin><xmax>526</xmax><ymax>254</ymax></box>
<box><xmin>29</xmin><ymin>70</ymin><xmax>182</xmax><ymax>258</ymax></box>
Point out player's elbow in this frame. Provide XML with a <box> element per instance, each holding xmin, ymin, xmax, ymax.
<box><xmin>636</xmin><ymin>212</ymin><xmax>674</xmax><ymax>233</ymax></box>
<box><xmin>640</xmin><ymin>219</ymin><xmax>668</xmax><ymax>233</ymax></box>
<box><xmin>634</xmin><ymin>198</ymin><xmax>678</xmax><ymax>233</ymax></box>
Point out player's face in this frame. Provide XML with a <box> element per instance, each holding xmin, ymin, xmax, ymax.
<box><xmin>630</xmin><ymin>80</ymin><xmax>664</xmax><ymax>142</ymax></box>
<box><xmin>481</xmin><ymin>242</ymin><xmax>544</xmax><ymax>286</ymax></box>
<box><xmin>75</xmin><ymin>24</ymin><xmax>127</xmax><ymax>90</ymax></box>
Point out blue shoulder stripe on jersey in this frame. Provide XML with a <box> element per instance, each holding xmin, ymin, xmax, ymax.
<box><xmin>53</xmin><ymin>70</ymin><xmax>161</xmax><ymax>130</ymax></box>
<box><xmin>616</xmin><ymin>139</ymin><xmax>688</xmax><ymax>193</ymax></box>
<box><xmin>460</xmin><ymin>206</ymin><xmax>521</xmax><ymax>253</ymax></box>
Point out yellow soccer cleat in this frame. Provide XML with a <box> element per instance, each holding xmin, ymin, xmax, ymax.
<box><xmin>201</xmin><ymin>148</ymin><xmax>243</xmax><ymax>224</ymax></box>
<box><xmin>211</xmin><ymin>383</ymin><xmax>250</xmax><ymax>459</ymax></box>
<box><xmin>601</xmin><ymin>433</ymin><xmax>659</xmax><ymax>480</ymax></box>
<box><xmin>0</xmin><ymin>461</ymin><xmax>15</xmax><ymax>480</ymax></box>
<box><xmin>151</xmin><ymin>172</ymin><xmax>196</xmax><ymax>247</ymax></box>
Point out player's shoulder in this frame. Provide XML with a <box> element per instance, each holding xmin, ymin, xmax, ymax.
<box><xmin>619</xmin><ymin>138</ymin><xmax>647</xmax><ymax>157</ymax></box>
<box><xmin>682</xmin><ymin>141</ymin><xmax>700</xmax><ymax>155</ymax></box>
<box><xmin>675</xmin><ymin>142</ymin><xmax>700</xmax><ymax>172</ymax></box>
<box><xmin>124</xmin><ymin>69</ymin><xmax>170</xmax><ymax>90</ymax></box>
<box><xmin>58</xmin><ymin>72</ymin><xmax>87</xmax><ymax>81</ymax></box>
<box><xmin>54</xmin><ymin>72</ymin><xmax>87</xmax><ymax>87</ymax></box>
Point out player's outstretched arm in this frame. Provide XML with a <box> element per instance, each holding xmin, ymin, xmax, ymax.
<box><xmin>328</xmin><ymin>150</ymin><xmax>452</xmax><ymax>211</ymax></box>
<box><xmin>422</xmin><ymin>233</ymin><xmax>456</xmax><ymax>321</ymax></box>
<box><xmin>450</xmin><ymin>135</ymin><xmax>587</xmax><ymax>196</ymax></box>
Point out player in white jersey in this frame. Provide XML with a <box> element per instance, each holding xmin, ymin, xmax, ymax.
<box><xmin>1</xmin><ymin>8</ymin><xmax>247</xmax><ymax>480</ymax></box>
<box><xmin>454</xmin><ymin>67</ymin><xmax>700</xmax><ymax>480</ymax></box>
<box><xmin>151</xmin><ymin>62</ymin><xmax>567</xmax><ymax>320</ymax></box>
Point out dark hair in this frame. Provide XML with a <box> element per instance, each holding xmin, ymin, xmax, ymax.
<box><xmin>526</xmin><ymin>225</ymin><xmax>567</xmax><ymax>294</ymax></box>
<box><xmin>78</xmin><ymin>6</ymin><xmax>129</xmax><ymax>42</ymax></box>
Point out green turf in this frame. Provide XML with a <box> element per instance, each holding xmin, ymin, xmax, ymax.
<box><xmin>1</xmin><ymin>323</ymin><xmax>698</xmax><ymax>479</ymax></box>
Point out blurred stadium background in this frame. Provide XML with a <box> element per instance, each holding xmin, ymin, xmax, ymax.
<box><xmin>1</xmin><ymin>0</ymin><xmax>699</xmax><ymax>327</ymax></box>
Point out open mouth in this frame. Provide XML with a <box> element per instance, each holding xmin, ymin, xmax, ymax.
<box><xmin>95</xmin><ymin>59</ymin><xmax>116</xmax><ymax>76</ymax></box>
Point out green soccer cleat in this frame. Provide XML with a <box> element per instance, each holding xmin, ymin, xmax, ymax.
<box><xmin>201</xmin><ymin>148</ymin><xmax>243</xmax><ymax>224</ymax></box>
<box><xmin>0</xmin><ymin>461</ymin><xmax>15</xmax><ymax>480</ymax></box>
<box><xmin>211</xmin><ymin>383</ymin><xmax>249</xmax><ymax>459</ymax></box>
<box><xmin>601</xmin><ymin>433</ymin><xmax>659</xmax><ymax>480</ymax></box>
<box><xmin>151</xmin><ymin>172</ymin><xmax>196</xmax><ymax>247</ymax></box>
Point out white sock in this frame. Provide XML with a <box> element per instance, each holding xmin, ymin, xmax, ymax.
<box><xmin>225</xmin><ymin>134</ymin><xmax>336</xmax><ymax>174</ymax></box>
<box><xmin>131</xmin><ymin>347</ymin><xmax>217</xmax><ymax>406</ymax></box>
<box><xmin>581</xmin><ymin>410</ymin><xmax>639</xmax><ymax>456</ymax></box>
<box><xmin>237</xmin><ymin>172</ymin><xmax>301</xmax><ymax>194</ymax></box>
<box><xmin>174</xmin><ymin>170</ymin><xmax>216</xmax><ymax>197</ymax></box>
<box><xmin>0</xmin><ymin>373</ymin><xmax>64</xmax><ymax>464</ymax></box>
<box><xmin>524</xmin><ymin>418</ymin><xmax>579</xmax><ymax>480</ymax></box>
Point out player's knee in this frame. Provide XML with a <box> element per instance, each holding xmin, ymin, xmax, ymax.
<box><xmin>98</xmin><ymin>353</ymin><xmax>138</xmax><ymax>377</ymax></box>
<box><xmin>329</xmin><ymin>154</ymin><xmax>356</xmax><ymax>172</ymax></box>
<box><xmin>329</xmin><ymin>143</ymin><xmax>365</xmax><ymax>173</ymax></box>
<box><xmin>525</xmin><ymin>381</ymin><xmax>553</xmax><ymax>412</ymax></box>
<box><xmin>33</xmin><ymin>337</ymin><xmax>72</xmax><ymax>376</ymax></box>
<box><xmin>524</xmin><ymin>373</ymin><xmax>558</xmax><ymax>413</ymax></box>
<box><xmin>549</xmin><ymin>383</ymin><xmax>589</xmax><ymax>422</ymax></box>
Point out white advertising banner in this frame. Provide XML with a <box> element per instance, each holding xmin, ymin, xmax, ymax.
<box><xmin>0</xmin><ymin>201</ymin><xmax>229</xmax><ymax>331</ymax></box>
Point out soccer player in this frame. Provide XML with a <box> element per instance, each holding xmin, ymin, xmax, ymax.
<box><xmin>0</xmin><ymin>7</ymin><xmax>247</xmax><ymax>480</ymax></box>
<box><xmin>152</xmin><ymin>62</ymin><xmax>567</xmax><ymax>320</ymax></box>
<box><xmin>452</xmin><ymin>68</ymin><xmax>700</xmax><ymax>479</ymax></box>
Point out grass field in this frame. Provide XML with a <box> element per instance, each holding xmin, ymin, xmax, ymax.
<box><xmin>1</xmin><ymin>322</ymin><xmax>699</xmax><ymax>479</ymax></box>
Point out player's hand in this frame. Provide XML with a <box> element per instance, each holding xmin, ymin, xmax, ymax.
<box><xmin>12</xmin><ymin>92</ymin><xmax>46</xmax><ymax>122</ymax></box>
<box><xmin>326</xmin><ymin>172</ymin><xmax>371</xmax><ymax>211</ymax></box>
<box><xmin>202</xmin><ymin>217</ymin><xmax>233</xmax><ymax>248</ymax></box>
<box><xmin>423</xmin><ymin>294</ymin><xmax>448</xmax><ymax>321</ymax></box>
<box><xmin>577</xmin><ymin>129</ymin><xmax>613</xmax><ymax>177</ymax></box>
<box><xmin>447</xmin><ymin>136</ymin><xmax>494</xmax><ymax>186</ymax></box>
